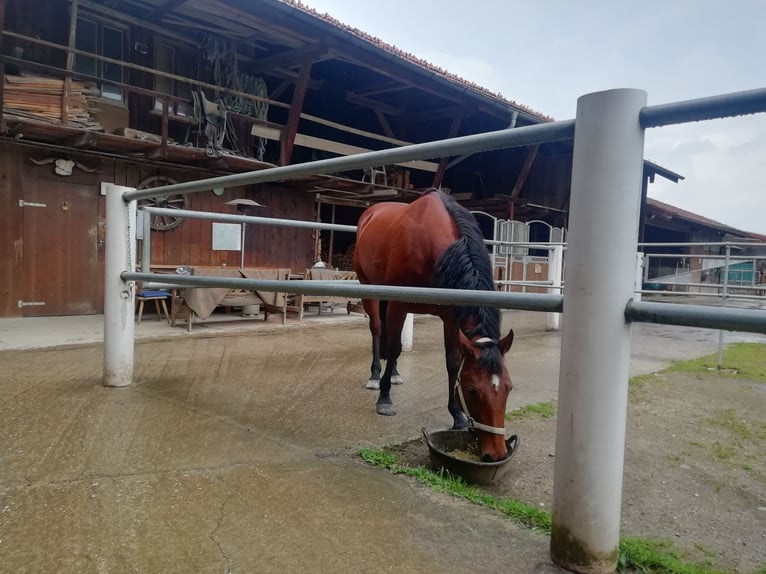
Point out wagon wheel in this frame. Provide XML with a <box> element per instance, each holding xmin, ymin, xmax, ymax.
<box><xmin>137</xmin><ymin>175</ymin><xmax>186</xmax><ymax>231</ymax></box>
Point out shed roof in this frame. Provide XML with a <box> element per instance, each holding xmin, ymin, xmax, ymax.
<box><xmin>646</xmin><ymin>197</ymin><xmax>757</xmax><ymax>238</ymax></box>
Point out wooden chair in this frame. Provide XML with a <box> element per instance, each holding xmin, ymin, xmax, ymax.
<box><xmin>136</xmin><ymin>289</ymin><xmax>171</xmax><ymax>324</ymax></box>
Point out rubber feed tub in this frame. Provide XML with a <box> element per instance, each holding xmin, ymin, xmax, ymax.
<box><xmin>422</xmin><ymin>428</ymin><xmax>520</xmax><ymax>485</ymax></box>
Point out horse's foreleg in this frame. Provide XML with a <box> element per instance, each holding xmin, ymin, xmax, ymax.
<box><xmin>363</xmin><ymin>299</ymin><xmax>382</xmax><ymax>390</ymax></box>
<box><xmin>444</xmin><ymin>322</ymin><xmax>468</xmax><ymax>430</ymax></box>
<box><xmin>376</xmin><ymin>303</ymin><xmax>407</xmax><ymax>416</ymax></box>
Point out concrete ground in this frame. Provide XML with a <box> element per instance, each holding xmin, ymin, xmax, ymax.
<box><xmin>1</xmin><ymin>304</ymin><xmax>764</xmax><ymax>573</ymax></box>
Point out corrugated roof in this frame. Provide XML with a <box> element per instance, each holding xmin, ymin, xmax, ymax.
<box><xmin>278</xmin><ymin>0</ymin><xmax>554</xmax><ymax>122</ymax></box>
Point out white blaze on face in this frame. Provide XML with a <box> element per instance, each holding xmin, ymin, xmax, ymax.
<box><xmin>491</xmin><ymin>374</ymin><xmax>500</xmax><ymax>389</ymax></box>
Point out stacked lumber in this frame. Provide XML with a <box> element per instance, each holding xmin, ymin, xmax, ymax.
<box><xmin>3</xmin><ymin>74</ymin><xmax>102</xmax><ymax>130</ymax></box>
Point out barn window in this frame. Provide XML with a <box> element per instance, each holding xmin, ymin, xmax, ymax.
<box><xmin>74</xmin><ymin>18</ymin><xmax>125</xmax><ymax>101</ymax></box>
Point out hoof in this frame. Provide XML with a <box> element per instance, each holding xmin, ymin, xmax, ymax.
<box><xmin>365</xmin><ymin>379</ymin><xmax>380</xmax><ymax>390</ymax></box>
<box><xmin>391</xmin><ymin>374</ymin><xmax>404</xmax><ymax>385</ymax></box>
<box><xmin>376</xmin><ymin>403</ymin><xmax>397</xmax><ymax>416</ymax></box>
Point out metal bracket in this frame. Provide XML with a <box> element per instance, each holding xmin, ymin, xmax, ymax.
<box><xmin>18</xmin><ymin>200</ymin><xmax>47</xmax><ymax>208</ymax></box>
<box><xmin>18</xmin><ymin>300</ymin><xmax>46</xmax><ymax>307</ymax></box>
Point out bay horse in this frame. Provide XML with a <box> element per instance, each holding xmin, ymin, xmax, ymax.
<box><xmin>353</xmin><ymin>189</ymin><xmax>514</xmax><ymax>462</ymax></box>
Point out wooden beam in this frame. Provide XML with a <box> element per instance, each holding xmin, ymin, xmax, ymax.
<box><xmin>432</xmin><ymin>114</ymin><xmax>462</xmax><ymax>188</ymax></box>
<box><xmin>404</xmin><ymin>105</ymin><xmax>468</xmax><ymax>123</ymax></box>
<box><xmin>345</xmin><ymin>91</ymin><xmax>402</xmax><ymax>116</ymax></box>
<box><xmin>509</xmin><ymin>144</ymin><xmax>539</xmax><ymax>200</ymax></box>
<box><xmin>374</xmin><ymin>109</ymin><xmax>395</xmax><ymax>138</ymax></box>
<box><xmin>67</xmin><ymin>132</ymin><xmax>98</xmax><ymax>148</ymax></box>
<box><xmin>280</xmin><ymin>57</ymin><xmax>312</xmax><ymax>166</ymax></box>
<box><xmin>251</xmin><ymin>43</ymin><xmax>328</xmax><ymax>75</ymax></box>
<box><xmin>357</xmin><ymin>82</ymin><xmax>410</xmax><ymax>98</ymax></box>
<box><xmin>251</xmin><ymin>125</ymin><xmax>438</xmax><ymax>172</ymax></box>
<box><xmin>262</xmin><ymin>67</ymin><xmax>323</xmax><ymax>91</ymax></box>
<box><xmin>150</xmin><ymin>0</ymin><xmax>190</xmax><ymax>19</ymax></box>
<box><xmin>270</xmin><ymin>79</ymin><xmax>291</xmax><ymax>101</ymax></box>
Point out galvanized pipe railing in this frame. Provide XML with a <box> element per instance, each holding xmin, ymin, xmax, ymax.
<box><xmin>122</xmin><ymin>271</ymin><xmax>565</xmax><ymax>313</ymax></box>
<box><xmin>626</xmin><ymin>300</ymin><xmax>766</xmax><ymax>334</ymax></box>
<box><xmin>142</xmin><ymin>206</ymin><xmax>358</xmax><ymax>232</ymax></box>
<box><xmin>639</xmin><ymin>87</ymin><xmax>766</xmax><ymax>127</ymax></box>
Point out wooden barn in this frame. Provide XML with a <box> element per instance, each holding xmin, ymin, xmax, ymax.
<box><xmin>0</xmin><ymin>0</ymin><xmax>679</xmax><ymax>317</ymax></box>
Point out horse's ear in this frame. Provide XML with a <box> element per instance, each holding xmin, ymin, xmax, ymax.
<box><xmin>457</xmin><ymin>329</ymin><xmax>483</xmax><ymax>361</ymax></box>
<box><xmin>499</xmin><ymin>328</ymin><xmax>514</xmax><ymax>355</ymax></box>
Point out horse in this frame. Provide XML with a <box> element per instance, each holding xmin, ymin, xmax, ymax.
<box><xmin>352</xmin><ymin>189</ymin><xmax>515</xmax><ymax>462</ymax></box>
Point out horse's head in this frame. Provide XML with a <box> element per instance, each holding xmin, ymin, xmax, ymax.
<box><xmin>456</xmin><ymin>328</ymin><xmax>515</xmax><ymax>462</ymax></box>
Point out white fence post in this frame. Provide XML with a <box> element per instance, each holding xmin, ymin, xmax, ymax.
<box><xmin>401</xmin><ymin>313</ymin><xmax>414</xmax><ymax>352</ymax></box>
<box><xmin>550</xmin><ymin>89</ymin><xmax>647</xmax><ymax>574</ymax></box>
<box><xmin>103</xmin><ymin>185</ymin><xmax>137</xmax><ymax>388</ymax></box>
<box><xmin>634</xmin><ymin>252</ymin><xmax>645</xmax><ymax>302</ymax></box>
<box><xmin>545</xmin><ymin>244</ymin><xmax>563</xmax><ymax>330</ymax></box>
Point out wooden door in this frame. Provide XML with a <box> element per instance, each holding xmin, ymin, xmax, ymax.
<box><xmin>21</xmin><ymin>182</ymin><xmax>100</xmax><ymax>316</ymax></box>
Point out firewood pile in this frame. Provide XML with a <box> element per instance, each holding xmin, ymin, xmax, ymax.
<box><xmin>3</xmin><ymin>74</ymin><xmax>103</xmax><ymax>130</ymax></box>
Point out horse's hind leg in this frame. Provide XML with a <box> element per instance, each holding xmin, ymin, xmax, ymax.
<box><xmin>444</xmin><ymin>321</ymin><xmax>468</xmax><ymax>429</ymax></box>
<box><xmin>376</xmin><ymin>302</ymin><xmax>407</xmax><ymax>416</ymax></box>
<box><xmin>363</xmin><ymin>299</ymin><xmax>382</xmax><ymax>390</ymax></box>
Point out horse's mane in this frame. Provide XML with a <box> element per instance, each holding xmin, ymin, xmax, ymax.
<box><xmin>431</xmin><ymin>189</ymin><xmax>503</xmax><ymax>371</ymax></box>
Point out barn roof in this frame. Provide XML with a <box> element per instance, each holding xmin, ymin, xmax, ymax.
<box><xmin>646</xmin><ymin>197</ymin><xmax>758</xmax><ymax>238</ymax></box>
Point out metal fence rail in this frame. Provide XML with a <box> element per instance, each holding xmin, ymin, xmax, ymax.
<box><xmin>142</xmin><ymin>206</ymin><xmax>358</xmax><ymax>232</ymax></box>
<box><xmin>124</xmin><ymin>271</ymin><xmax>565</xmax><ymax>312</ymax></box>
<box><xmin>639</xmin><ymin>87</ymin><xmax>766</xmax><ymax>127</ymax></box>
<box><xmin>626</xmin><ymin>300</ymin><xmax>766</xmax><ymax>333</ymax></box>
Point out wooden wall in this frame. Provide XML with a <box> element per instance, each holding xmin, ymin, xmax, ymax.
<box><xmin>0</xmin><ymin>142</ymin><xmax>316</xmax><ymax>317</ymax></box>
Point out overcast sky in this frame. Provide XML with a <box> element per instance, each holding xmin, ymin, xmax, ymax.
<box><xmin>302</xmin><ymin>0</ymin><xmax>766</xmax><ymax>234</ymax></box>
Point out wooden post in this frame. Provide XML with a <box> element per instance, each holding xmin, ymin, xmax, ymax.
<box><xmin>62</xmin><ymin>0</ymin><xmax>80</xmax><ymax>126</ymax></box>
<box><xmin>279</xmin><ymin>57</ymin><xmax>312</xmax><ymax>166</ymax></box>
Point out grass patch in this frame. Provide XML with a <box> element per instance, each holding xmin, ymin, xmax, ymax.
<box><xmin>505</xmin><ymin>400</ymin><xmax>556</xmax><ymax>421</ymax></box>
<box><xmin>618</xmin><ymin>537</ymin><xmax>727</xmax><ymax>574</ymax></box>
<box><xmin>358</xmin><ymin>447</ymin><xmax>551</xmax><ymax>531</ymax></box>
<box><xmin>707</xmin><ymin>409</ymin><xmax>753</xmax><ymax>440</ymax></box>
<box><xmin>667</xmin><ymin>343</ymin><xmax>766</xmax><ymax>382</ymax></box>
<box><xmin>360</xmin><ymin>448</ymin><xmax>740</xmax><ymax>574</ymax></box>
